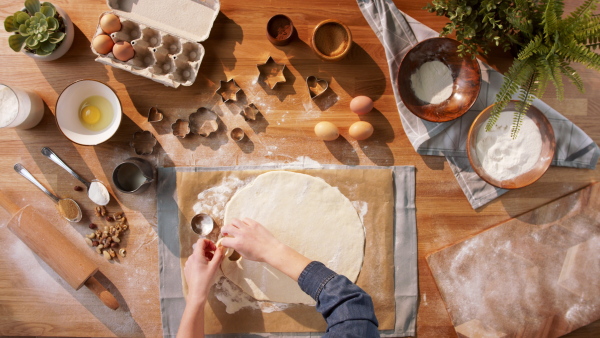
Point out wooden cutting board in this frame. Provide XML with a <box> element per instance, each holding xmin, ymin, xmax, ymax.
<box><xmin>427</xmin><ymin>182</ymin><xmax>600</xmax><ymax>338</ymax></box>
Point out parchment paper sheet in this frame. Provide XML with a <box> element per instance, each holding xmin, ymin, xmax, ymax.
<box><xmin>158</xmin><ymin>164</ymin><xmax>417</xmax><ymax>337</ymax></box>
<box><xmin>427</xmin><ymin>183</ymin><xmax>600</xmax><ymax>338</ymax></box>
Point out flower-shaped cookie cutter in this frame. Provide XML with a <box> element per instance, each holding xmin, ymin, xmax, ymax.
<box><xmin>257</xmin><ymin>56</ymin><xmax>286</xmax><ymax>90</ymax></box>
<box><xmin>189</xmin><ymin>107</ymin><xmax>219</xmax><ymax>137</ymax></box>
<box><xmin>130</xmin><ymin>130</ymin><xmax>157</xmax><ymax>155</ymax></box>
<box><xmin>147</xmin><ymin>106</ymin><xmax>164</xmax><ymax>123</ymax></box>
<box><xmin>172</xmin><ymin>119</ymin><xmax>191</xmax><ymax>138</ymax></box>
<box><xmin>306</xmin><ymin>76</ymin><xmax>329</xmax><ymax>100</ymax></box>
<box><xmin>241</xmin><ymin>103</ymin><xmax>260</xmax><ymax>121</ymax></box>
<box><xmin>216</xmin><ymin>78</ymin><xmax>242</xmax><ymax>102</ymax></box>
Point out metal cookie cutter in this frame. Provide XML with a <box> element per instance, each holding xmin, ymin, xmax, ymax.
<box><xmin>130</xmin><ymin>130</ymin><xmax>157</xmax><ymax>155</ymax></box>
<box><xmin>216</xmin><ymin>78</ymin><xmax>242</xmax><ymax>102</ymax></box>
<box><xmin>241</xmin><ymin>103</ymin><xmax>260</xmax><ymax>121</ymax></box>
<box><xmin>147</xmin><ymin>106</ymin><xmax>163</xmax><ymax>123</ymax></box>
<box><xmin>257</xmin><ymin>56</ymin><xmax>286</xmax><ymax>89</ymax></box>
<box><xmin>306</xmin><ymin>75</ymin><xmax>329</xmax><ymax>99</ymax></box>
<box><xmin>189</xmin><ymin>107</ymin><xmax>219</xmax><ymax>137</ymax></box>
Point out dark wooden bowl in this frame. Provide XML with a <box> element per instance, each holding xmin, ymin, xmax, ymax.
<box><xmin>398</xmin><ymin>37</ymin><xmax>481</xmax><ymax>122</ymax></box>
<box><xmin>467</xmin><ymin>101</ymin><xmax>556</xmax><ymax>189</ymax></box>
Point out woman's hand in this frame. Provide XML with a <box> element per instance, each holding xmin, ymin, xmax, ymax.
<box><xmin>220</xmin><ymin>218</ymin><xmax>284</xmax><ymax>262</ymax></box>
<box><xmin>220</xmin><ymin>218</ymin><xmax>311</xmax><ymax>281</ymax></box>
<box><xmin>183</xmin><ymin>238</ymin><xmax>224</xmax><ymax>306</ymax></box>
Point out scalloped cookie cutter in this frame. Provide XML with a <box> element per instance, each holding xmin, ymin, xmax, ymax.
<box><xmin>189</xmin><ymin>107</ymin><xmax>219</xmax><ymax>137</ymax></box>
<box><xmin>130</xmin><ymin>130</ymin><xmax>157</xmax><ymax>155</ymax></box>
<box><xmin>257</xmin><ymin>56</ymin><xmax>286</xmax><ymax>89</ymax></box>
<box><xmin>172</xmin><ymin>119</ymin><xmax>190</xmax><ymax>138</ymax></box>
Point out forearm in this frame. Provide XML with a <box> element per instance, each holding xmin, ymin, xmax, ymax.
<box><xmin>176</xmin><ymin>299</ymin><xmax>206</xmax><ymax>338</ymax></box>
<box><xmin>298</xmin><ymin>262</ymin><xmax>379</xmax><ymax>337</ymax></box>
<box><xmin>264</xmin><ymin>242</ymin><xmax>312</xmax><ymax>282</ymax></box>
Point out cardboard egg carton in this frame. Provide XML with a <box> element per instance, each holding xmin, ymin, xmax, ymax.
<box><xmin>91</xmin><ymin>0</ymin><xmax>220</xmax><ymax>88</ymax></box>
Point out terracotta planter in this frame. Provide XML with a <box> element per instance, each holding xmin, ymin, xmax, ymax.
<box><xmin>23</xmin><ymin>4</ymin><xmax>74</xmax><ymax>61</ymax></box>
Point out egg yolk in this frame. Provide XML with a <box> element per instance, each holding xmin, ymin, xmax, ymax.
<box><xmin>80</xmin><ymin>106</ymin><xmax>101</xmax><ymax>125</ymax></box>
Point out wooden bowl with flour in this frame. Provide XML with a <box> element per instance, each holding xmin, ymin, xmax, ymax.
<box><xmin>398</xmin><ymin>37</ymin><xmax>480</xmax><ymax>122</ymax></box>
<box><xmin>467</xmin><ymin>101</ymin><xmax>556</xmax><ymax>189</ymax></box>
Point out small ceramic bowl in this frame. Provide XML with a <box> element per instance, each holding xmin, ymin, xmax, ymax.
<box><xmin>266</xmin><ymin>14</ymin><xmax>294</xmax><ymax>46</ymax></box>
<box><xmin>467</xmin><ymin>101</ymin><xmax>556</xmax><ymax>189</ymax></box>
<box><xmin>398</xmin><ymin>37</ymin><xmax>480</xmax><ymax>122</ymax></box>
<box><xmin>311</xmin><ymin>19</ymin><xmax>352</xmax><ymax>61</ymax></box>
<box><xmin>55</xmin><ymin>80</ymin><xmax>122</xmax><ymax>145</ymax></box>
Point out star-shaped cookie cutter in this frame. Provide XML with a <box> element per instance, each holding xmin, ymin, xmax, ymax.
<box><xmin>257</xmin><ymin>56</ymin><xmax>286</xmax><ymax>90</ymax></box>
<box><xmin>216</xmin><ymin>78</ymin><xmax>242</xmax><ymax>102</ymax></box>
<box><xmin>241</xmin><ymin>103</ymin><xmax>260</xmax><ymax>121</ymax></box>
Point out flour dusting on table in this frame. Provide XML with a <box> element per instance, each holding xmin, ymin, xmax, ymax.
<box><xmin>214</xmin><ymin>276</ymin><xmax>292</xmax><ymax>314</ymax></box>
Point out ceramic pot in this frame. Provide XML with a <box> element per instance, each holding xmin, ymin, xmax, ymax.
<box><xmin>22</xmin><ymin>4</ymin><xmax>74</xmax><ymax>61</ymax></box>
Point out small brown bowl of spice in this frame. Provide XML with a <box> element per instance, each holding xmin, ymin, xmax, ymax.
<box><xmin>266</xmin><ymin>14</ymin><xmax>294</xmax><ymax>46</ymax></box>
<box><xmin>311</xmin><ymin>19</ymin><xmax>352</xmax><ymax>61</ymax></box>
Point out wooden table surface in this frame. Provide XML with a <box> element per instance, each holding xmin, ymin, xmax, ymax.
<box><xmin>0</xmin><ymin>0</ymin><xmax>598</xmax><ymax>337</ymax></box>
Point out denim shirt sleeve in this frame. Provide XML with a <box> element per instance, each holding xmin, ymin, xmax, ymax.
<box><xmin>298</xmin><ymin>261</ymin><xmax>380</xmax><ymax>337</ymax></box>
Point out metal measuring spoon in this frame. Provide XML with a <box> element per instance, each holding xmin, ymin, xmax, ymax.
<box><xmin>14</xmin><ymin>163</ymin><xmax>82</xmax><ymax>223</ymax></box>
<box><xmin>41</xmin><ymin>147</ymin><xmax>110</xmax><ymax>206</ymax></box>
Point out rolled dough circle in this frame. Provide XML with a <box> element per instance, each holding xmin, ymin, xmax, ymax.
<box><xmin>221</xmin><ymin>171</ymin><xmax>365</xmax><ymax>304</ymax></box>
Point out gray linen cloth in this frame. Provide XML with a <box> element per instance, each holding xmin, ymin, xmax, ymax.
<box><xmin>357</xmin><ymin>0</ymin><xmax>600</xmax><ymax>209</ymax></box>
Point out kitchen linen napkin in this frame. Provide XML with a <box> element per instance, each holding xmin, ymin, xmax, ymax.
<box><xmin>357</xmin><ymin>0</ymin><xmax>600</xmax><ymax>209</ymax></box>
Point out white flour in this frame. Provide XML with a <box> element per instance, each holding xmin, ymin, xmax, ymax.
<box><xmin>0</xmin><ymin>85</ymin><xmax>19</xmax><ymax>127</ymax></box>
<box><xmin>88</xmin><ymin>181</ymin><xmax>110</xmax><ymax>205</ymax></box>
<box><xmin>476</xmin><ymin>111</ymin><xmax>543</xmax><ymax>181</ymax></box>
<box><xmin>410</xmin><ymin>60</ymin><xmax>453</xmax><ymax>104</ymax></box>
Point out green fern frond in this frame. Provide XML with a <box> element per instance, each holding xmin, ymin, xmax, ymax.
<box><xmin>486</xmin><ymin>59</ymin><xmax>532</xmax><ymax>132</ymax></box>
<box><xmin>574</xmin><ymin>15</ymin><xmax>600</xmax><ymax>44</ymax></box>
<box><xmin>559</xmin><ymin>62</ymin><xmax>585</xmax><ymax>93</ymax></box>
<box><xmin>542</xmin><ymin>0</ymin><xmax>559</xmax><ymax>41</ymax></box>
<box><xmin>568</xmin><ymin>0</ymin><xmax>599</xmax><ymax>22</ymax></box>
<box><xmin>512</xmin><ymin>68</ymin><xmax>540</xmax><ymax>139</ymax></box>
<box><xmin>518</xmin><ymin>35</ymin><xmax>543</xmax><ymax>59</ymax></box>
<box><xmin>559</xmin><ymin>41</ymin><xmax>600</xmax><ymax>71</ymax></box>
<box><xmin>540</xmin><ymin>55</ymin><xmax>564</xmax><ymax>100</ymax></box>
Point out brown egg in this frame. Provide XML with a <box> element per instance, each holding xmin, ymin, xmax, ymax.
<box><xmin>100</xmin><ymin>13</ymin><xmax>122</xmax><ymax>34</ymax></box>
<box><xmin>113</xmin><ymin>41</ymin><xmax>135</xmax><ymax>62</ymax></box>
<box><xmin>92</xmin><ymin>34</ymin><xmax>114</xmax><ymax>55</ymax></box>
<box><xmin>350</xmin><ymin>96</ymin><xmax>373</xmax><ymax>115</ymax></box>
<box><xmin>314</xmin><ymin>121</ymin><xmax>339</xmax><ymax>141</ymax></box>
<box><xmin>349</xmin><ymin>121</ymin><xmax>374</xmax><ymax>140</ymax></box>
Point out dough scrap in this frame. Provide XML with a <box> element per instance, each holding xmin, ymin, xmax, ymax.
<box><xmin>221</xmin><ymin>171</ymin><xmax>365</xmax><ymax>304</ymax></box>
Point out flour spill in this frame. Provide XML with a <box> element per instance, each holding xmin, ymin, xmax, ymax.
<box><xmin>214</xmin><ymin>277</ymin><xmax>292</xmax><ymax>314</ymax></box>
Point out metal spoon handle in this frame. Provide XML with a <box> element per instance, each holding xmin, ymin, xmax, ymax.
<box><xmin>14</xmin><ymin>163</ymin><xmax>60</xmax><ymax>203</ymax></box>
<box><xmin>41</xmin><ymin>147</ymin><xmax>90</xmax><ymax>188</ymax></box>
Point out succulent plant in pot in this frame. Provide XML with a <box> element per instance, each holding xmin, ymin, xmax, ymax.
<box><xmin>4</xmin><ymin>0</ymin><xmax>74</xmax><ymax>61</ymax></box>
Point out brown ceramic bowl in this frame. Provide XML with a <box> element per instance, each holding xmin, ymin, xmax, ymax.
<box><xmin>311</xmin><ymin>19</ymin><xmax>352</xmax><ymax>61</ymax></box>
<box><xmin>398</xmin><ymin>37</ymin><xmax>481</xmax><ymax>122</ymax></box>
<box><xmin>467</xmin><ymin>101</ymin><xmax>556</xmax><ymax>189</ymax></box>
<box><xmin>266</xmin><ymin>14</ymin><xmax>294</xmax><ymax>46</ymax></box>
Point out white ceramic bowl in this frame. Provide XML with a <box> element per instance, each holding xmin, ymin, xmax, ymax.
<box><xmin>55</xmin><ymin>80</ymin><xmax>122</xmax><ymax>145</ymax></box>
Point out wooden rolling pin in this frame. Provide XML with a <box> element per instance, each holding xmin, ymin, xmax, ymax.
<box><xmin>0</xmin><ymin>190</ymin><xmax>119</xmax><ymax>310</ymax></box>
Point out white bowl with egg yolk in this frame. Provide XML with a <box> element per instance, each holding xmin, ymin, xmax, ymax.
<box><xmin>55</xmin><ymin>79</ymin><xmax>122</xmax><ymax>145</ymax></box>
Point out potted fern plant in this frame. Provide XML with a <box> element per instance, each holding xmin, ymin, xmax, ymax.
<box><xmin>4</xmin><ymin>0</ymin><xmax>74</xmax><ymax>61</ymax></box>
<box><xmin>426</xmin><ymin>0</ymin><xmax>600</xmax><ymax>138</ymax></box>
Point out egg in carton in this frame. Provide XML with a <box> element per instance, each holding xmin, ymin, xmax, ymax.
<box><xmin>90</xmin><ymin>0</ymin><xmax>220</xmax><ymax>88</ymax></box>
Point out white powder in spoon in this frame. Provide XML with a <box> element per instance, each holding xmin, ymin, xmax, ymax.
<box><xmin>476</xmin><ymin>111</ymin><xmax>543</xmax><ymax>181</ymax></box>
<box><xmin>410</xmin><ymin>60</ymin><xmax>453</xmax><ymax>104</ymax></box>
<box><xmin>88</xmin><ymin>181</ymin><xmax>110</xmax><ymax>205</ymax></box>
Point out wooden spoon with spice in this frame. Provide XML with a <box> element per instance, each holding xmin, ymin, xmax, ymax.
<box><xmin>14</xmin><ymin>163</ymin><xmax>82</xmax><ymax>223</ymax></box>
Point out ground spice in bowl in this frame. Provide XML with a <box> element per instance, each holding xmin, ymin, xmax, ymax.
<box><xmin>57</xmin><ymin>198</ymin><xmax>80</xmax><ymax>221</ymax></box>
<box><xmin>311</xmin><ymin>20</ymin><xmax>352</xmax><ymax>61</ymax></box>
<box><xmin>266</xmin><ymin>15</ymin><xmax>294</xmax><ymax>46</ymax></box>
